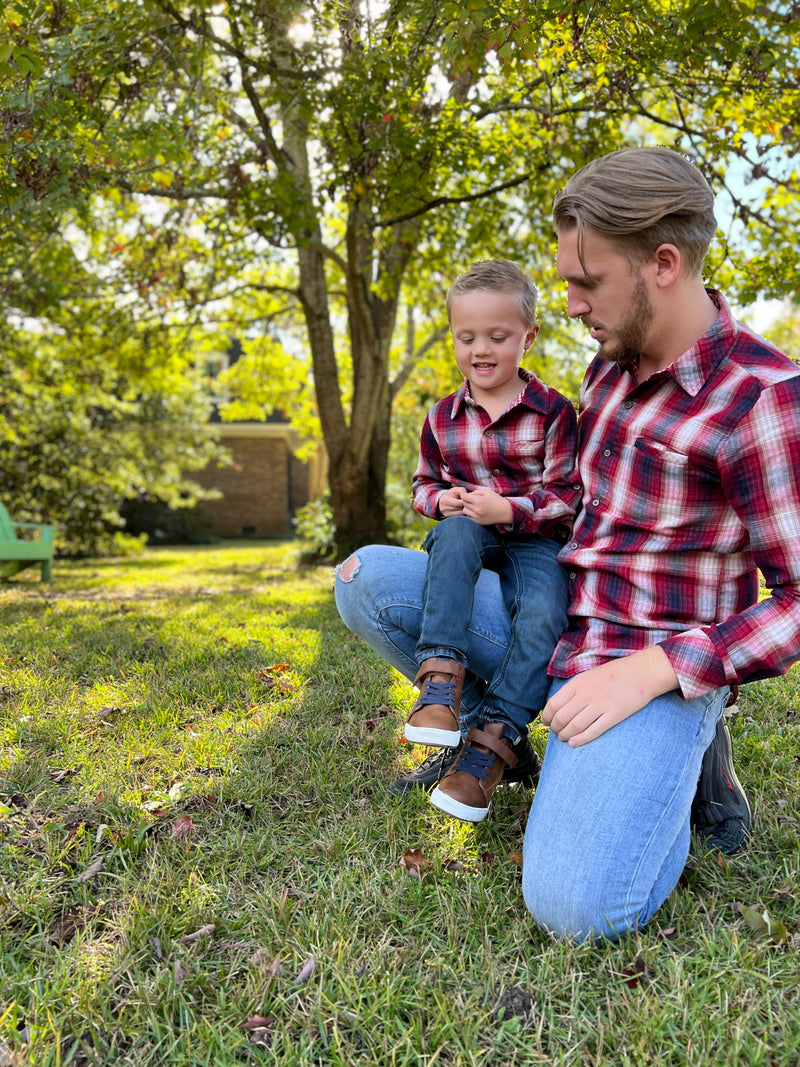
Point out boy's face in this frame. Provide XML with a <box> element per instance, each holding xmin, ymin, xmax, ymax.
<box><xmin>449</xmin><ymin>289</ymin><xmax>538</xmax><ymax>400</ymax></box>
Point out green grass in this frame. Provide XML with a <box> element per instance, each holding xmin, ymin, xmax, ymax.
<box><xmin>1</xmin><ymin>541</ymin><xmax>799</xmax><ymax>1066</ymax></box>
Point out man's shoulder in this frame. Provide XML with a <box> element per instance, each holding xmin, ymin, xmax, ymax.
<box><xmin>725</xmin><ymin>323</ymin><xmax>800</xmax><ymax>389</ymax></box>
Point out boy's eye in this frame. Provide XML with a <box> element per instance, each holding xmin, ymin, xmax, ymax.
<box><xmin>491</xmin><ymin>336</ymin><xmax>506</xmax><ymax>343</ymax></box>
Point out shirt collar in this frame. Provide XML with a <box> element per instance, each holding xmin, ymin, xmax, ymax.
<box><xmin>449</xmin><ymin>368</ymin><xmax>548</xmax><ymax>418</ymax></box>
<box><xmin>619</xmin><ymin>289</ymin><xmax>735</xmax><ymax>396</ymax></box>
<box><xmin>667</xmin><ymin>289</ymin><xmax>734</xmax><ymax>396</ymax></box>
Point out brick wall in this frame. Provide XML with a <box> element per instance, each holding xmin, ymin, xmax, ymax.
<box><xmin>194</xmin><ymin>426</ymin><xmax>318</xmax><ymax>537</ymax></box>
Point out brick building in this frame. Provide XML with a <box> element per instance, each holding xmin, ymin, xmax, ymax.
<box><xmin>193</xmin><ymin>416</ymin><xmax>326</xmax><ymax>538</ymax></box>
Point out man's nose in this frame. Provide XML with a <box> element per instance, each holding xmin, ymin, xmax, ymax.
<box><xmin>566</xmin><ymin>287</ymin><xmax>591</xmax><ymax>319</ymax></box>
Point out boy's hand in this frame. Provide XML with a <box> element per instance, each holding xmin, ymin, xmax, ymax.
<box><xmin>437</xmin><ymin>486</ymin><xmax>469</xmax><ymax>517</ymax></box>
<box><xmin>461</xmin><ymin>488</ymin><xmax>514</xmax><ymax>525</ymax></box>
<box><xmin>541</xmin><ymin>646</ymin><xmax>679</xmax><ymax>746</ymax></box>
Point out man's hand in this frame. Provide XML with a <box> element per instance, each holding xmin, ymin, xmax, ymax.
<box><xmin>460</xmin><ymin>488</ymin><xmax>514</xmax><ymax>525</ymax></box>
<box><xmin>541</xmin><ymin>646</ymin><xmax>680</xmax><ymax>747</ymax></box>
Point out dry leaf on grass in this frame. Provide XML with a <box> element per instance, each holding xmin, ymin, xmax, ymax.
<box><xmin>239</xmin><ymin>1016</ymin><xmax>276</xmax><ymax>1031</ymax></box>
<box><xmin>294</xmin><ymin>957</ymin><xmax>316</xmax><ymax>984</ymax></box>
<box><xmin>399</xmin><ymin>848</ymin><xmax>430</xmax><ymax>878</ymax></box>
<box><xmin>76</xmin><ymin>857</ymin><xmax>104</xmax><ymax>883</ymax></box>
<box><xmin>736</xmin><ymin>902</ymin><xmax>791</xmax><ymax>944</ymax></box>
<box><xmin>507</xmin><ymin>850</ymin><xmax>524</xmax><ymax>867</ymax></box>
<box><xmin>171</xmin><ymin>816</ymin><xmax>196</xmax><ymax>838</ymax></box>
<box><xmin>179</xmin><ymin>923</ymin><xmax>216</xmax><ymax>945</ymax></box>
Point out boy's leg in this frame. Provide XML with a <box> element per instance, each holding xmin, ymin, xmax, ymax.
<box><xmin>431</xmin><ymin>537</ymin><xmax>568</xmax><ymax>822</ymax></box>
<box><xmin>409</xmin><ymin>517</ymin><xmax>498</xmax><ymax>746</ymax></box>
<box><xmin>521</xmin><ymin>680</ymin><xmax>729</xmax><ymax>942</ymax></box>
<box><xmin>334</xmin><ymin>544</ymin><xmax>540</xmax><ymax>788</ymax></box>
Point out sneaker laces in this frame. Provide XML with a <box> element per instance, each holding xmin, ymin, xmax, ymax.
<box><xmin>416</xmin><ymin>678</ymin><xmax>459</xmax><ymax>710</ymax></box>
<box><xmin>452</xmin><ymin>743</ymin><xmax>496</xmax><ymax>783</ymax></box>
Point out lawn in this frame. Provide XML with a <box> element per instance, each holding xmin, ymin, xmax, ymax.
<box><xmin>1</xmin><ymin>541</ymin><xmax>799</xmax><ymax>1066</ymax></box>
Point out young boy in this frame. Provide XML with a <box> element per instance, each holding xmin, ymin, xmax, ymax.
<box><xmin>407</xmin><ymin>259</ymin><xmax>580</xmax><ymax>822</ymax></box>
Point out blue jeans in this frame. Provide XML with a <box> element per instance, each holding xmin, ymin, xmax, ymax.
<box><xmin>416</xmin><ymin>517</ymin><xmax>568</xmax><ymax>736</ymax></box>
<box><xmin>334</xmin><ymin>544</ymin><xmax>728</xmax><ymax>942</ymax></box>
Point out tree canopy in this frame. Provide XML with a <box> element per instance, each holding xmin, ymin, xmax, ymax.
<box><xmin>2</xmin><ymin>1</ymin><xmax>799</xmax><ymax>554</ymax></box>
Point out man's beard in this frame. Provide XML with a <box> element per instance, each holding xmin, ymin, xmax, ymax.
<box><xmin>598</xmin><ymin>275</ymin><xmax>654</xmax><ymax>368</ymax></box>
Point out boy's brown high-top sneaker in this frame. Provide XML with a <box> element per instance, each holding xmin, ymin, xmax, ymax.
<box><xmin>404</xmin><ymin>657</ymin><xmax>464</xmax><ymax>747</ymax></box>
<box><xmin>429</xmin><ymin>722</ymin><xmax>518</xmax><ymax>822</ymax></box>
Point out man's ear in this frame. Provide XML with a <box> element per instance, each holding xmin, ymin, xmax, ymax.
<box><xmin>652</xmin><ymin>243</ymin><xmax>682</xmax><ymax>288</ymax></box>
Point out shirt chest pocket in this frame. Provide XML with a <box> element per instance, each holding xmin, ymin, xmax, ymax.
<box><xmin>627</xmin><ymin>437</ymin><xmax>720</xmax><ymax>531</ymax></box>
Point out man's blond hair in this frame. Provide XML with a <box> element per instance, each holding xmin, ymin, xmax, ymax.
<box><xmin>553</xmin><ymin>147</ymin><xmax>716</xmax><ymax>275</ymax></box>
<box><xmin>446</xmin><ymin>260</ymin><xmax>538</xmax><ymax>329</ymax></box>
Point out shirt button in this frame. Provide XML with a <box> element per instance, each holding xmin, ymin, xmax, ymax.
<box><xmin>570</xmin><ymin>541</ymin><xmax>578</xmax><ymax>550</ymax></box>
<box><xmin>484</xmin><ymin>429</ymin><xmax>492</xmax><ymax>436</ymax></box>
<box><xmin>623</xmin><ymin>400</ymin><xmax>633</xmax><ymax>409</ymax></box>
<box><xmin>492</xmin><ymin>469</ymin><xmax>501</xmax><ymax>476</ymax></box>
<box><xmin>603</xmin><ymin>449</ymin><xmax>611</xmax><ymax>457</ymax></box>
<box><xmin>592</xmin><ymin>498</ymin><xmax>600</xmax><ymax>507</ymax></box>
<box><xmin>569</xmin><ymin>572</ymin><xmax>577</xmax><ymax>579</ymax></box>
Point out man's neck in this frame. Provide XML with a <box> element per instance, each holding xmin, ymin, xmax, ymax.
<box><xmin>638</xmin><ymin>285</ymin><xmax>719</xmax><ymax>380</ymax></box>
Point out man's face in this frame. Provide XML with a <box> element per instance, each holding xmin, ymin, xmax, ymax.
<box><xmin>556</xmin><ymin>227</ymin><xmax>654</xmax><ymax>366</ymax></box>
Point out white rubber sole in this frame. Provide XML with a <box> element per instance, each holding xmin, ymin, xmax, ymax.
<box><xmin>404</xmin><ymin>724</ymin><xmax>461</xmax><ymax>747</ymax></box>
<box><xmin>429</xmin><ymin>784</ymin><xmax>490</xmax><ymax>822</ymax></box>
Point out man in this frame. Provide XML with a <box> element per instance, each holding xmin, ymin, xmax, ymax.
<box><xmin>335</xmin><ymin>147</ymin><xmax>800</xmax><ymax>940</ymax></box>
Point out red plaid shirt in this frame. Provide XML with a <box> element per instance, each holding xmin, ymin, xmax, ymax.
<box><xmin>550</xmin><ymin>290</ymin><xmax>800</xmax><ymax>698</ymax></box>
<box><xmin>412</xmin><ymin>369</ymin><xmax>580</xmax><ymax>540</ymax></box>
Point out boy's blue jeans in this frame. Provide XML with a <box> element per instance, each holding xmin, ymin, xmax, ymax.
<box><xmin>415</xmin><ymin>516</ymin><xmax>568</xmax><ymax>737</ymax></box>
<box><xmin>334</xmin><ymin>544</ymin><xmax>728</xmax><ymax>942</ymax></box>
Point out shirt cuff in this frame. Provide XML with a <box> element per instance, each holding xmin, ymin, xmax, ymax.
<box><xmin>660</xmin><ymin>628</ymin><xmax>731</xmax><ymax>699</ymax></box>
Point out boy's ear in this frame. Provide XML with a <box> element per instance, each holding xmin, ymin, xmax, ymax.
<box><xmin>524</xmin><ymin>322</ymin><xmax>540</xmax><ymax>349</ymax></box>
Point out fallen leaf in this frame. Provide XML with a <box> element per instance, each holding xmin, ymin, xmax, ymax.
<box><xmin>442</xmin><ymin>858</ymin><xmax>466</xmax><ymax>873</ymax></box>
<box><xmin>239</xmin><ymin>1016</ymin><xmax>275</xmax><ymax>1031</ymax></box>
<box><xmin>399</xmin><ymin>848</ymin><xmax>430</xmax><ymax>878</ymax></box>
<box><xmin>737</xmin><ymin>903</ymin><xmax>790</xmax><ymax>944</ymax></box>
<box><xmin>151</xmin><ymin>937</ymin><xmax>163</xmax><ymax>960</ymax></box>
<box><xmin>171</xmin><ymin>816</ymin><xmax>196</xmax><ymax>839</ymax></box>
<box><xmin>621</xmin><ymin>956</ymin><xmax>651</xmax><ymax>988</ymax></box>
<box><xmin>294</xmin><ymin>957</ymin><xmax>316</xmax><ymax>984</ymax></box>
<box><xmin>507</xmin><ymin>850</ymin><xmax>524</xmax><ymax>867</ymax></box>
<box><xmin>179</xmin><ymin>923</ymin><xmax>216</xmax><ymax>945</ymax></box>
<box><xmin>50</xmin><ymin>767</ymin><xmax>82</xmax><ymax>783</ymax></box>
<box><xmin>268</xmin><ymin>954</ymin><xmax>284</xmax><ymax>979</ymax></box>
<box><xmin>76</xmin><ymin>857</ymin><xmax>104</xmax><ymax>883</ymax></box>
<box><xmin>173</xmin><ymin>959</ymin><xmax>189</xmax><ymax>983</ymax></box>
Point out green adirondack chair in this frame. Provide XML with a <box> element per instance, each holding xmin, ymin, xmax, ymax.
<box><xmin>0</xmin><ymin>502</ymin><xmax>55</xmax><ymax>581</ymax></box>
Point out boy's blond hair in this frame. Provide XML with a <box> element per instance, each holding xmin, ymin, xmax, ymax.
<box><xmin>553</xmin><ymin>147</ymin><xmax>716</xmax><ymax>276</ymax></box>
<box><xmin>446</xmin><ymin>260</ymin><xmax>538</xmax><ymax>329</ymax></box>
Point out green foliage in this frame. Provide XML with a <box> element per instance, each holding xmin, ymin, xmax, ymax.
<box><xmin>1</xmin><ymin>1</ymin><xmax>799</xmax><ymax>548</ymax></box>
<box><xmin>292</xmin><ymin>495</ymin><xmax>338</xmax><ymax>563</ymax></box>
<box><xmin>0</xmin><ymin>314</ymin><xmax>225</xmax><ymax>556</ymax></box>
